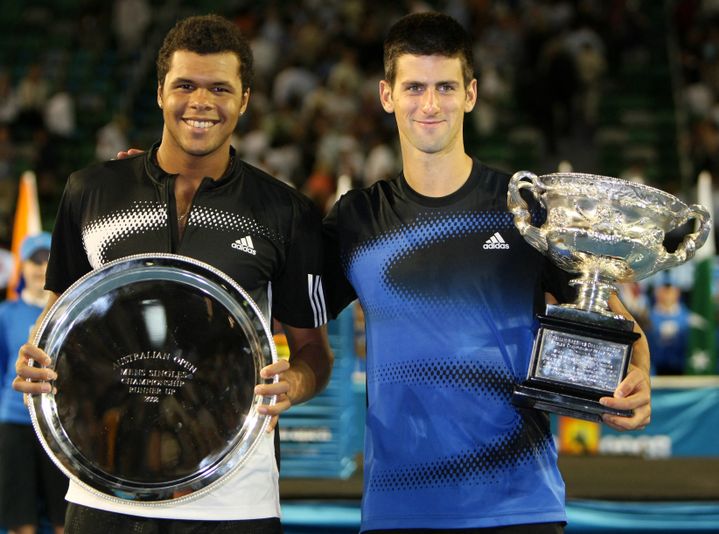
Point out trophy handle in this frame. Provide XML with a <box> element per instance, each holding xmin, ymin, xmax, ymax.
<box><xmin>508</xmin><ymin>170</ymin><xmax>548</xmax><ymax>252</ymax></box>
<box><xmin>656</xmin><ymin>204</ymin><xmax>713</xmax><ymax>270</ymax></box>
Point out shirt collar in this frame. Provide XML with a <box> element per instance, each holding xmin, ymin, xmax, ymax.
<box><xmin>143</xmin><ymin>141</ymin><xmax>240</xmax><ymax>188</ymax></box>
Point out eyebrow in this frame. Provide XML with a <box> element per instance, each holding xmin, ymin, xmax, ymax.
<box><xmin>400</xmin><ymin>80</ymin><xmax>460</xmax><ymax>87</ymax></box>
<box><xmin>171</xmin><ymin>77</ymin><xmax>235</xmax><ymax>86</ymax></box>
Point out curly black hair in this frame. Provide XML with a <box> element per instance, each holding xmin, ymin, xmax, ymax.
<box><xmin>156</xmin><ymin>14</ymin><xmax>253</xmax><ymax>92</ymax></box>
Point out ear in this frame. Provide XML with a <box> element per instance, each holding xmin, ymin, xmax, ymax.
<box><xmin>464</xmin><ymin>78</ymin><xmax>478</xmax><ymax>113</ymax></box>
<box><xmin>157</xmin><ymin>84</ymin><xmax>163</xmax><ymax>109</ymax></box>
<box><xmin>379</xmin><ymin>79</ymin><xmax>394</xmax><ymax>113</ymax></box>
<box><xmin>240</xmin><ymin>88</ymin><xmax>251</xmax><ymax>115</ymax></box>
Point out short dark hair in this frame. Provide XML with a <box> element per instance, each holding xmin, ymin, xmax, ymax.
<box><xmin>156</xmin><ymin>14</ymin><xmax>254</xmax><ymax>92</ymax></box>
<box><xmin>383</xmin><ymin>12</ymin><xmax>474</xmax><ymax>87</ymax></box>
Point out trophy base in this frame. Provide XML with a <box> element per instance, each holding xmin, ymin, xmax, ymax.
<box><xmin>513</xmin><ymin>305</ymin><xmax>639</xmax><ymax>423</ymax></box>
<box><xmin>512</xmin><ymin>384</ymin><xmax>633</xmax><ymax>423</ymax></box>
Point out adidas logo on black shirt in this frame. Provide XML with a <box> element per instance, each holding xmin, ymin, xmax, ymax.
<box><xmin>232</xmin><ymin>235</ymin><xmax>257</xmax><ymax>255</ymax></box>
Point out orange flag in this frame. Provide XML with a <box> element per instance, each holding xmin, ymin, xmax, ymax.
<box><xmin>7</xmin><ymin>171</ymin><xmax>42</xmax><ymax>300</ymax></box>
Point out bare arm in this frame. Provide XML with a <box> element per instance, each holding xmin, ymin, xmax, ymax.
<box><xmin>599</xmin><ymin>293</ymin><xmax>651</xmax><ymax>431</ymax></box>
<box><xmin>254</xmin><ymin>324</ymin><xmax>333</xmax><ymax>431</ymax></box>
<box><xmin>13</xmin><ymin>292</ymin><xmax>60</xmax><ymax>395</ymax></box>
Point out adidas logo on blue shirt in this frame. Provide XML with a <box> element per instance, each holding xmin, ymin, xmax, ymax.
<box><xmin>483</xmin><ymin>232</ymin><xmax>510</xmax><ymax>250</ymax></box>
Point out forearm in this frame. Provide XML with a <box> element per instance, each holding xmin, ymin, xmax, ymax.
<box><xmin>28</xmin><ymin>292</ymin><xmax>59</xmax><ymax>343</ymax></box>
<box><xmin>284</xmin><ymin>326</ymin><xmax>333</xmax><ymax>405</ymax></box>
<box><xmin>609</xmin><ymin>293</ymin><xmax>650</xmax><ymax>374</ymax></box>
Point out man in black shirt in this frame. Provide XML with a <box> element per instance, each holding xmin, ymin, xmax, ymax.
<box><xmin>13</xmin><ymin>14</ymin><xmax>332</xmax><ymax>534</ymax></box>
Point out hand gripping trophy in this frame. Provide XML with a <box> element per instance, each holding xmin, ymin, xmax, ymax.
<box><xmin>508</xmin><ymin>171</ymin><xmax>712</xmax><ymax>421</ymax></box>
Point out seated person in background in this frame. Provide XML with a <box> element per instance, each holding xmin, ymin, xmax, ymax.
<box><xmin>647</xmin><ymin>283</ymin><xmax>690</xmax><ymax>375</ymax></box>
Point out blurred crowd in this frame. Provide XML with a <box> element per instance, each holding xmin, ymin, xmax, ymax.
<box><xmin>676</xmin><ymin>0</ymin><xmax>719</xmax><ymax>181</ymax></box>
<box><xmin>0</xmin><ymin>0</ymin><xmax>655</xmax><ymax>233</ymax></box>
<box><xmin>0</xmin><ymin>0</ymin><xmax>717</xmax><ymax>374</ymax></box>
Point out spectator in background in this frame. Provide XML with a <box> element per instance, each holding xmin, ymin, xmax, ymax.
<box><xmin>30</xmin><ymin>127</ymin><xmax>62</xmax><ymax>203</ymax></box>
<box><xmin>95</xmin><ymin>114</ymin><xmax>129</xmax><ymax>162</ymax></box>
<box><xmin>44</xmin><ymin>83</ymin><xmax>76</xmax><ymax>139</ymax></box>
<box><xmin>15</xmin><ymin>64</ymin><xmax>49</xmax><ymax>137</ymax></box>
<box><xmin>691</xmin><ymin>118</ymin><xmax>719</xmax><ymax>177</ymax></box>
<box><xmin>0</xmin><ymin>232</ymin><xmax>68</xmax><ymax>534</ymax></box>
<box><xmin>363</xmin><ymin>134</ymin><xmax>397</xmax><ymax>187</ymax></box>
<box><xmin>0</xmin><ymin>72</ymin><xmax>19</xmax><ymax>126</ymax></box>
<box><xmin>620</xmin><ymin>155</ymin><xmax>650</xmax><ymax>185</ymax></box>
<box><xmin>574</xmin><ymin>39</ymin><xmax>607</xmax><ymax>132</ymax></box>
<box><xmin>617</xmin><ymin>281</ymin><xmax>651</xmax><ymax>333</ymax></box>
<box><xmin>272</xmin><ymin>59</ymin><xmax>318</xmax><ymax>110</ymax></box>
<box><xmin>0</xmin><ymin>125</ymin><xmax>17</xmax><ymax>244</ymax></box>
<box><xmin>112</xmin><ymin>0</ymin><xmax>151</xmax><ymax>57</ymax></box>
<box><xmin>0</xmin><ymin>248</ymin><xmax>12</xmax><ymax>298</ymax></box>
<box><xmin>0</xmin><ymin>123</ymin><xmax>16</xmax><ymax>184</ymax></box>
<box><xmin>647</xmin><ymin>283</ymin><xmax>691</xmax><ymax>375</ymax></box>
<box><xmin>531</xmin><ymin>34</ymin><xmax>580</xmax><ymax>155</ymax></box>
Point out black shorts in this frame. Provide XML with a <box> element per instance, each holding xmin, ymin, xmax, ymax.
<box><xmin>0</xmin><ymin>423</ymin><xmax>69</xmax><ymax>528</ymax></box>
<box><xmin>364</xmin><ymin>523</ymin><xmax>565</xmax><ymax>534</ymax></box>
<box><xmin>65</xmin><ymin>503</ymin><xmax>283</xmax><ymax>534</ymax></box>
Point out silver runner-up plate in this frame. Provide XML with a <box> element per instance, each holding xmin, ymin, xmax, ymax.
<box><xmin>29</xmin><ymin>253</ymin><xmax>277</xmax><ymax>504</ymax></box>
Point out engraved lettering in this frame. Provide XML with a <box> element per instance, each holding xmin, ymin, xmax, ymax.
<box><xmin>113</xmin><ymin>350</ymin><xmax>196</xmax><ymax>403</ymax></box>
<box><xmin>128</xmin><ymin>386</ymin><xmax>162</xmax><ymax>395</ymax></box>
<box><xmin>112</xmin><ymin>351</ymin><xmax>172</xmax><ymax>369</ymax></box>
<box><xmin>173</xmin><ymin>356</ymin><xmax>198</xmax><ymax>374</ymax></box>
<box><xmin>536</xmin><ymin>331</ymin><xmax>625</xmax><ymax>391</ymax></box>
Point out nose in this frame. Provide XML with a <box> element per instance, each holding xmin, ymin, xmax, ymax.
<box><xmin>421</xmin><ymin>89</ymin><xmax>440</xmax><ymax>114</ymax></box>
<box><xmin>189</xmin><ymin>88</ymin><xmax>213</xmax><ymax>110</ymax></box>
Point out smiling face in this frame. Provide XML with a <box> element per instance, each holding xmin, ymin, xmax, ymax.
<box><xmin>157</xmin><ymin>50</ymin><xmax>249</xmax><ymax>160</ymax></box>
<box><xmin>380</xmin><ymin>54</ymin><xmax>476</xmax><ymax>159</ymax></box>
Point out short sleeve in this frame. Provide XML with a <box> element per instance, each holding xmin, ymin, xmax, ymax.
<box><xmin>322</xmin><ymin>199</ymin><xmax>357</xmax><ymax>319</ymax></box>
<box><xmin>45</xmin><ymin>174</ymin><xmax>93</xmax><ymax>294</ymax></box>
<box><xmin>271</xmin><ymin>198</ymin><xmax>327</xmax><ymax>328</ymax></box>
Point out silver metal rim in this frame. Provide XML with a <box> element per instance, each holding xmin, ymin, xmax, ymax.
<box><xmin>29</xmin><ymin>253</ymin><xmax>277</xmax><ymax>505</ymax></box>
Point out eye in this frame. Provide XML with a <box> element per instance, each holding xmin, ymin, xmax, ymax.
<box><xmin>211</xmin><ymin>87</ymin><xmax>230</xmax><ymax>93</ymax></box>
<box><xmin>438</xmin><ymin>84</ymin><xmax>455</xmax><ymax>93</ymax></box>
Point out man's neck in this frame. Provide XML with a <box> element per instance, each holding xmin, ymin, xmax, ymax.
<box><xmin>156</xmin><ymin>143</ymin><xmax>231</xmax><ymax>183</ymax></box>
<box><xmin>401</xmin><ymin>149</ymin><xmax>473</xmax><ymax>198</ymax></box>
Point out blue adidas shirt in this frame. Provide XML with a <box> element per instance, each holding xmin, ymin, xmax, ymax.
<box><xmin>324</xmin><ymin>159</ymin><xmax>574</xmax><ymax>531</ymax></box>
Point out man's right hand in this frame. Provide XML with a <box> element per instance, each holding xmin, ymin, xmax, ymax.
<box><xmin>13</xmin><ymin>343</ymin><xmax>56</xmax><ymax>395</ymax></box>
<box><xmin>116</xmin><ymin>148</ymin><xmax>145</xmax><ymax>159</ymax></box>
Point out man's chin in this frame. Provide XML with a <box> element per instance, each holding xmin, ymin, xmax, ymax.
<box><xmin>182</xmin><ymin>145</ymin><xmax>223</xmax><ymax>158</ymax></box>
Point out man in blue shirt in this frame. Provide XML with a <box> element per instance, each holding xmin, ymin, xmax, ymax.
<box><xmin>323</xmin><ymin>12</ymin><xmax>651</xmax><ymax>533</ymax></box>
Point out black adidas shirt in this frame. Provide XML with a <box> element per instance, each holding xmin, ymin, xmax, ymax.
<box><xmin>47</xmin><ymin>143</ymin><xmax>326</xmax><ymax>329</ymax></box>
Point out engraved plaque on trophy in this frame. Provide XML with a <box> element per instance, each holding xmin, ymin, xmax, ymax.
<box><xmin>29</xmin><ymin>254</ymin><xmax>277</xmax><ymax>503</ymax></box>
<box><xmin>507</xmin><ymin>171</ymin><xmax>712</xmax><ymax>421</ymax></box>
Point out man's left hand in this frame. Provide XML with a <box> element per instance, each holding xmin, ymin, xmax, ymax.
<box><xmin>254</xmin><ymin>359</ymin><xmax>292</xmax><ymax>432</ymax></box>
<box><xmin>599</xmin><ymin>364</ymin><xmax>651</xmax><ymax>431</ymax></box>
<box><xmin>115</xmin><ymin>148</ymin><xmax>144</xmax><ymax>159</ymax></box>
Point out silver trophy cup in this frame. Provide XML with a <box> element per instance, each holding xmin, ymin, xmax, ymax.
<box><xmin>508</xmin><ymin>171</ymin><xmax>712</xmax><ymax>421</ymax></box>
